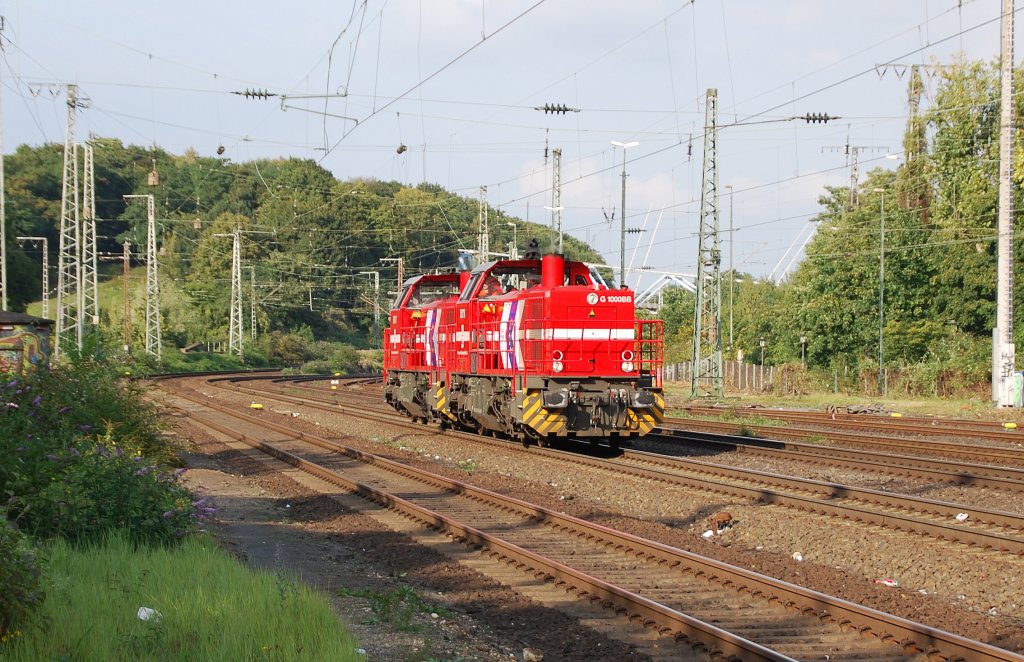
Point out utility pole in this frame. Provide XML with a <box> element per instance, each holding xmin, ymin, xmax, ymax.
<box><xmin>611</xmin><ymin>140</ymin><xmax>639</xmax><ymax>288</ymax></box>
<box><xmin>691</xmin><ymin>88</ymin><xmax>723</xmax><ymax>399</ymax></box>
<box><xmin>478</xmin><ymin>186</ymin><xmax>489</xmax><ymax>260</ymax></box>
<box><xmin>81</xmin><ymin>141</ymin><xmax>99</xmax><ymax>335</ymax></box>
<box><xmin>551</xmin><ymin>148</ymin><xmax>562</xmax><ymax>253</ymax></box>
<box><xmin>0</xmin><ymin>17</ymin><xmax>7</xmax><ymax>311</ymax></box>
<box><xmin>56</xmin><ymin>83</ymin><xmax>83</xmax><ymax>360</ymax></box>
<box><xmin>822</xmin><ymin>143</ymin><xmax>888</xmax><ymax>209</ymax></box>
<box><xmin>16</xmin><ymin>237</ymin><xmax>48</xmax><ymax>317</ymax></box>
<box><xmin>725</xmin><ymin>184</ymin><xmax>734</xmax><ymax>352</ymax></box>
<box><xmin>124</xmin><ymin>194</ymin><xmax>160</xmax><ymax>359</ymax></box>
<box><xmin>995</xmin><ymin>0</ymin><xmax>1017</xmax><ymax>406</ymax></box>
<box><xmin>122</xmin><ymin>240</ymin><xmax>131</xmax><ymax>353</ymax></box>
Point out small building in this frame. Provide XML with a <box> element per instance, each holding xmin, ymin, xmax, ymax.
<box><xmin>0</xmin><ymin>311</ymin><xmax>53</xmax><ymax>373</ymax></box>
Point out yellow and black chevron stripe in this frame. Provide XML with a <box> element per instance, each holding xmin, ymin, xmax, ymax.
<box><xmin>433</xmin><ymin>383</ymin><xmax>456</xmax><ymax>421</ymax></box>
<box><xmin>626</xmin><ymin>391</ymin><xmax>665</xmax><ymax>435</ymax></box>
<box><xmin>521</xmin><ymin>390</ymin><xmax>566</xmax><ymax>435</ymax></box>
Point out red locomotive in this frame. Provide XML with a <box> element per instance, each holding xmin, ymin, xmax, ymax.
<box><xmin>383</xmin><ymin>247</ymin><xmax>664</xmax><ymax>447</ymax></box>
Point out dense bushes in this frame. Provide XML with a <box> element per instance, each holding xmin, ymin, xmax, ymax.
<box><xmin>0</xmin><ymin>519</ymin><xmax>42</xmax><ymax>644</ymax></box>
<box><xmin>0</xmin><ymin>360</ymin><xmax>198</xmax><ymax>640</ymax></box>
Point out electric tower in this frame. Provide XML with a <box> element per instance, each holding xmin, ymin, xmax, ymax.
<box><xmin>81</xmin><ymin>141</ymin><xmax>99</xmax><ymax>336</ymax></box>
<box><xmin>691</xmin><ymin>88</ymin><xmax>723</xmax><ymax>399</ymax></box>
<box><xmin>124</xmin><ymin>194</ymin><xmax>160</xmax><ymax>359</ymax></box>
<box><xmin>478</xmin><ymin>186</ymin><xmax>489</xmax><ymax>260</ymax></box>
<box><xmin>56</xmin><ymin>84</ymin><xmax>81</xmax><ymax>360</ymax></box>
<box><xmin>229</xmin><ymin>228</ymin><xmax>242</xmax><ymax>357</ymax></box>
<box><xmin>551</xmin><ymin>148</ymin><xmax>562</xmax><ymax>253</ymax></box>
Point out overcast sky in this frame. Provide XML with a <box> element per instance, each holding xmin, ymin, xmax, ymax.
<box><xmin>0</xmin><ymin>1</ymin><xmax>1013</xmax><ymax>288</ymax></box>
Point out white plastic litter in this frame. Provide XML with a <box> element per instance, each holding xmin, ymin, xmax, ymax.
<box><xmin>955</xmin><ymin>512</ymin><xmax>969</xmax><ymax>522</ymax></box>
<box><xmin>137</xmin><ymin>607</ymin><xmax>162</xmax><ymax>622</ymax></box>
<box><xmin>702</xmin><ymin>529</ymin><xmax>715</xmax><ymax>539</ymax></box>
<box><xmin>791</xmin><ymin>552</ymin><xmax>803</xmax><ymax>562</ymax></box>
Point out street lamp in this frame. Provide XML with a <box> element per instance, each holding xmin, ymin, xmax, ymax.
<box><xmin>759</xmin><ymin>336</ymin><xmax>766</xmax><ymax>365</ymax></box>
<box><xmin>506</xmin><ymin>222</ymin><xmax>518</xmax><ymax>259</ymax></box>
<box><xmin>611</xmin><ymin>140</ymin><xmax>638</xmax><ymax>289</ymax></box>
<box><xmin>873</xmin><ymin>187</ymin><xmax>886</xmax><ymax>396</ymax></box>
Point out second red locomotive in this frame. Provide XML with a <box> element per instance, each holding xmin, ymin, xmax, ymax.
<box><xmin>383</xmin><ymin>249</ymin><xmax>664</xmax><ymax>447</ymax></box>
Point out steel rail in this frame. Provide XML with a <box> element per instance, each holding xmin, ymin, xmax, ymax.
<box><xmin>210</xmin><ymin>378</ymin><xmax>1024</xmax><ymax>555</ymax></box>
<box><xmin>662</xmin><ymin>418</ymin><xmax>1024</xmax><ymax>466</ymax></box>
<box><xmin>679</xmin><ymin>405</ymin><xmax>1024</xmax><ymax>442</ymax></box>
<box><xmin>160</xmin><ymin>382</ymin><xmax>1022</xmax><ymax>662</ymax></box>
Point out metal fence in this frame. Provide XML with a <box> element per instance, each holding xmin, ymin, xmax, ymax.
<box><xmin>664</xmin><ymin>360</ymin><xmax>775</xmax><ymax>392</ymax></box>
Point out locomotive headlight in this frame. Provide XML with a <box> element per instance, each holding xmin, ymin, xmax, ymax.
<box><xmin>621</xmin><ymin>361</ymin><xmax>635</xmax><ymax>373</ymax></box>
<box><xmin>552</xmin><ymin>360</ymin><xmax>564</xmax><ymax>373</ymax></box>
<box><xmin>621</xmin><ymin>350</ymin><xmax>634</xmax><ymax>362</ymax></box>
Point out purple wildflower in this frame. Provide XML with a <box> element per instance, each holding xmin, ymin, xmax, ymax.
<box><xmin>32</xmin><ymin>395</ymin><xmax>42</xmax><ymax>407</ymax></box>
<box><xmin>6</xmin><ymin>379</ymin><xmax>17</xmax><ymax>388</ymax></box>
<box><xmin>192</xmin><ymin>497</ymin><xmax>208</xmax><ymax>507</ymax></box>
<box><xmin>162</xmin><ymin>510</ymin><xmax>175</xmax><ymax>518</ymax></box>
<box><xmin>68</xmin><ymin>447</ymin><xmax>81</xmax><ymax>457</ymax></box>
<box><xmin>58</xmin><ymin>406</ymin><xmax>71</xmax><ymax>414</ymax></box>
<box><xmin>133</xmin><ymin>466</ymin><xmax>155</xmax><ymax>477</ymax></box>
<box><xmin>173</xmin><ymin>468</ymin><xmax>187</xmax><ymax>477</ymax></box>
<box><xmin>79</xmin><ymin>424</ymin><xmax>93</xmax><ymax>432</ymax></box>
<box><xmin>114</xmin><ymin>447</ymin><xmax>123</xmax><ymax>457</ymax></box>
<box><xmin>46</xmin><ymin>454</ymin><xmax>59</xmax><ymax>461</ymax></box>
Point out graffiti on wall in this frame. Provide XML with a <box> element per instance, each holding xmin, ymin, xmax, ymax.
<box><xmin>0</xmin><ymin>327</ymin><xmax>50</xmax><ymax>373</ymax></box>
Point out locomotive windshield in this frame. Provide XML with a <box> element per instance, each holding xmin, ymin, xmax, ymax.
<box><xmin>460</xmin><ymin>266</ymin><xmax>543</xmax><ymax>301</ymax></box>
<box><xmin>394</xmin><ymin>278</ymin><xmax>462</xmax><ymax>309</ymax></box>
<box><xmin>405</xmin><ymin>280</ymin><xmax>461</xmax><ymax>308</ymax></box>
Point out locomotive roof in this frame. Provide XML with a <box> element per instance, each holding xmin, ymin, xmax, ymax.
<box><xmin>468</xmin><ymin>257</ymin><xmax>547</xmax><ymax>276</ymax></box>
<box><xmin>401</xmin><ymin>272</ymin><xmax>461</xmax><ymax>287</ymax></box>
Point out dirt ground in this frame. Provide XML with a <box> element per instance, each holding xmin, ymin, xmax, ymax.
<box><xmin>178</xmin><ymin>422</ymin><xmax>675</xmax><ymax>661</ymax></box>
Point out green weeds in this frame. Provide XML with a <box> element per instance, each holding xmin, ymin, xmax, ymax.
<box><xmin>338</xmin><ymin>585</ymin><xmax>449</xmax><ymax>632</ymax></box>
<box><xmin>2</xmin><ymin>534</ymin><xmax>360</xmax><ymax>661</ymax></box>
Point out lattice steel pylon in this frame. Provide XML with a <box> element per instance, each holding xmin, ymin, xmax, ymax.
<box><xmin>124</xmin><ymin>194</ymin><xmax>160</xmax><ymax>359</ymax></box>
<box><xmin>478</xmin><ymin>186</ymin><xmax>489</xmax><ymax>260</ymax></box>
<box><xmin>551</xmin><ymin>148</ymin><xmax>562</xmax><ymax>253</ymax></box>
<box><xmin>56</xmin><ymin>84</ymin><xmax>81</xmax><ymax>360</ymax></box>
<box><xmin>81</xmin><ymin>141</ymin><xmax>99</xmax><ymax>336</ymax></box>
<box><xmin>229</xmin><ymin>228</ymin><xmax>243</xmax><ymax>357</ymax></box>
<box><xmin>691</xmin><ymin>88</ymin><xmax>723</xmax><ymax>399</ymax></box>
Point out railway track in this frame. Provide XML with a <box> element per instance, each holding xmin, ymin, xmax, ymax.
<box><xmin>210</xmin><ymin>376</ymin><xmax>1024</xmax><ymax>556</ymax></box>
<box><xmin>160</xmin><ymin>379</ymin><xmax>1020</xmax><ymax>662</ymax></box>
<box><xmin>660</xmin><ymin>416</ymin><xmax>1024</xmax><ymax>468</ymax></box>
<box><xmin>679</xmin><ymin>405</ymin><xmax>1024</xmax><ymax>444</ymax></box>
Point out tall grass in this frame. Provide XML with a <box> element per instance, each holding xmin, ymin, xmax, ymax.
<box><xmin>4</xmin><ymin>533</ymin><xmax>361</xmax><ymax>661</ymax></box>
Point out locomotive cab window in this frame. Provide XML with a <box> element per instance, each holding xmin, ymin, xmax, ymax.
<box><xmin>407</xmin><ymin>280</ymin><xmax>461</xmax><ymax>308</ymax></box>
<box><xmin>464</xmin><ymin>267</ymin><xmax>543</xmax><ymax>299</ymax></box>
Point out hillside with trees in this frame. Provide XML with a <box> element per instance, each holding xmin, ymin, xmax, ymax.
<box><xmin>2</xmin><ymin>143</ymin><xmax>600</xmax><ymax>364</ymax></box>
